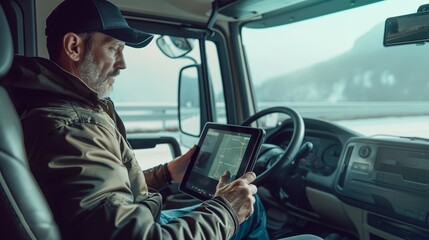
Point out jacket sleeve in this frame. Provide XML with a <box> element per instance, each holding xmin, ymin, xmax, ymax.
<box><xmin>143</xmin><ymin>163</ymin><xmax>172</xmax><ymax>192</ymax></box>
<box><xmin>27</xmin><ymin>120</ymin><xmax>238</xmax><ymax>240</ymax></box>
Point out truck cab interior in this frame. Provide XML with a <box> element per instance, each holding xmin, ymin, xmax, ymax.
<box><xmin>1</xmin><ymin>0</ymin><xmax>429</xmax><ymax>240</ymax></box>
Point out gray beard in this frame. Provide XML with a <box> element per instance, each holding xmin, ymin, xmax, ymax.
<box><xmin>77</xmin><ymin>52</ymin><xmax>112</xmax><ymax>99</ymax></box>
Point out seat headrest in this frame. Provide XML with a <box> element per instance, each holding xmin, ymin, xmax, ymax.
<box><xmin>0</xmin><ymin>4</ymin><xmax>13</xmax><ymax>78</ymax></box>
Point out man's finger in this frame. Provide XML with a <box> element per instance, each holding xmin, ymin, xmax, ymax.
<box><xmin>240</xmin><ymin>172</ymin><xmax>256</xmax><ymax>184</ymax></box>
<box><xmin>217</xmin><ymin>171</ymin><xmax>230</xmax><ymax>189</ymax></box>
<box><xmin>249</xmin><ymin>184</ymin><xmax>258</xmax><ymax>195</ymax></box>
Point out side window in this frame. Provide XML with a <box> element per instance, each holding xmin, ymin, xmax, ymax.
<box><xmin>111</xmin><ymin>34</ymin><xmax>226</xmax><ymax>169</ymax></box>
<box><xmin>111</xmin><ymin>34</ymin><xmax>199</xmax><ymax>135</ymax></box>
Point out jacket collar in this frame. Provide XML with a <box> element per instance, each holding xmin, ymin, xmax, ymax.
<box><xmin>3</xmin><ymin>55</ymin><xmax>100</xmax><ymax>107</ymax></box>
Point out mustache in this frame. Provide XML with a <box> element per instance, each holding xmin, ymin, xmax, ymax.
<box><xmin>110</xmin><ymin>69</ymin><xmax>120</xmax><ymax>77</ymax></box>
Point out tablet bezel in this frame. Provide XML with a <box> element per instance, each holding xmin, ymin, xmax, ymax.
<box><xmin>179</xmin><ymin>122</ymin><xmax>266</xmax><ymax>201</ymax></box>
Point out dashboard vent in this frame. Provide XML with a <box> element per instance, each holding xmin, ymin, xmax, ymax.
<box><xmin>337</xmin><ymin>145</ymin><xmax>354</xmax><ymax>188</ymax></box>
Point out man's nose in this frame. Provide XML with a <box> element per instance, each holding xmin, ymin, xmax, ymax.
<box><xmin>116</xmin><ymin>52</ymin><xmax>127</xmax><ymax>70</ymax></box>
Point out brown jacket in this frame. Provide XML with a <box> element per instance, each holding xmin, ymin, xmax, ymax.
<box><xmin>2</xmin><ymin>56</ymin><xmax>238</xmax><ymax>240</ymax></box>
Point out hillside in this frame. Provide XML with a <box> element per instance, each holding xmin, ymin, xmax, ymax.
<box><xmin>256</xmin><ymin>23</ymin><xmax>429</xmax><ymax>102</ymax></box>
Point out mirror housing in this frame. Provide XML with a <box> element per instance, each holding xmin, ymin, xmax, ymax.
<box><xmin>178</xmin><ymin>65</ymin><xmax>202</xmax><ymax>137</ymax></box>
<box><xmin>156</xmin><ymin>36</ymin><xmax>194</xmax><ymax>58</ymax></box>
<box><xmin>384</xmin><ymin>4</ymin><xmax>429</xmax><ymax>47</ymax></box>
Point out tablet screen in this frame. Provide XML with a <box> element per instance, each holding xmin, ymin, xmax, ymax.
<box><xmin>180</xmin><ymin>123</ymin><xmax>265</xmax><ymax>201</ymax></box>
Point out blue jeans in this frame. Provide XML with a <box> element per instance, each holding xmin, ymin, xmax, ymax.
<box><xmin>159</xmin><ymin>195</ymin><xmax>269</xmax><ymax>240</ymax></box>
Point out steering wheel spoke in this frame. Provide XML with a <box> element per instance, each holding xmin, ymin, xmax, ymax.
<box><xmin>241</xmin><ymin>106</ymin><xmax>305</xmax><ymax>185</ymax></box>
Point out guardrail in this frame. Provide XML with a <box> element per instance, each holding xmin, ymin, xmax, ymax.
<box><xmin>116</xmin><ymin>102</ymin><xmax>429</xmax><ymax>133</ymax></box>
<box><xmin>116</xmin><ymin>103</ymin><xmax>178</xmax><ymax>132</ymax></box>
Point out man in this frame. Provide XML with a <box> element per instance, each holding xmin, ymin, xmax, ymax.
<box><xmin>2</xmin><ymin>0</ymin><xmax>268</xmax><ymax>239</ymax></box>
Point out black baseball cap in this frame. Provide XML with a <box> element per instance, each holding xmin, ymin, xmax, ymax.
<box><xmin>45</xmin><ymin>0</ymin><xmax>153</xmax><ymax>48</ymax></box>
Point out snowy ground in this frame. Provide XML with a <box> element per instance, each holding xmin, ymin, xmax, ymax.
<box><xmin>337</xmin><ymin>116</ymin><xmax>429</xmax><ymax>139</ymax></box>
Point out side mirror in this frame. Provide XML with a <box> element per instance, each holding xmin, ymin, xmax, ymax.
<box><xmin>156</xmin><ymin>35</ymin><xmax>194</xmax><ymax>58</ymax></box>
<box><xmin>178</xmin><ymin>65</ymin><xmax>202</xmax><ymax>136</ymax></box>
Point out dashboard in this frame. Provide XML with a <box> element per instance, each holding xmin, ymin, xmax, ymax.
<box><xmin>272</xmin><ymin>133</ymin><xmax>342</xmax><ymax>176</ymax></box>
<box><xmin>259</xmin><ymin>117</ymin><xmax>429</xmax><ymax>240</ymax></box>
<box><xmin>335</xmin><ymin>137</ymin><xmax>429</xmax><ymax>236</ymax></box>
<box><xmin>266</xmin><ymin>118</ymin><xmax>359</xmax><ymax>177</ymax></box>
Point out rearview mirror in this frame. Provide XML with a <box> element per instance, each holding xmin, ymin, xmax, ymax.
<box><xmin>384</xmin><ymin>7</ymin><xmax>429</xmax><ymax>46</ymax></box>
<box><xmin>156</xmin><ymin>35</ymin><xmax>194</xmax><ymax>58</ymax></box>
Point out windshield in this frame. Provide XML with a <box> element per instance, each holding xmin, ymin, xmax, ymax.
<box><xmin>242</xmin><ymin>0</ymin><xmax>429</xmax><ymax>138</ymax></box>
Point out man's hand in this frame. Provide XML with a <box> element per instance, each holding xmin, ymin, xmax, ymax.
<box><xmin>215</xmin><ymin>171</ymin><xmax>258</xmax><ymax>224</ymax></box>
<box><xmin>167</xmin><ymin>145</ymin><xmax>197</xmax><ymax>183</ymax></box>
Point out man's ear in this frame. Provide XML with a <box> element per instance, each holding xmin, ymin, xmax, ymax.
<box><xmin>62</xmin><ymin>33</ymin><xmax>85</xmax><ymax>62</ymax></box>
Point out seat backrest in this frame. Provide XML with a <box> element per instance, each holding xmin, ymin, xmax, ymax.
<box><xmin>0</xmin><ymin>4</ymin><xmax>61</xmax><ymax>240</ymax></box>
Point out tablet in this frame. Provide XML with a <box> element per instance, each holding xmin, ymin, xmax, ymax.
<box><xmin>179</xmin><ymin>122</ymin><xmax>266</xmax><ymax>201</ymax></box>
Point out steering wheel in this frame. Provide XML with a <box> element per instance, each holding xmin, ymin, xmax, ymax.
<box><xmin>241</xmin><ymin>106</ymin><xmax>305</xmax><ymax>186</ymax></box>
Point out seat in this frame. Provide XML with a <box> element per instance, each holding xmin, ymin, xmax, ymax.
<box><xmin>0</xmin><ymin>4</ymin><xmax>61</xmax><ymax>240</ymax></box>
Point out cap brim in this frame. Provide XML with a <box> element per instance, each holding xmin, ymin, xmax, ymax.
<box><xmin>102</xmin><ymin>27</ymin><xmax>153</xmax><ymax>48</ymax></box>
